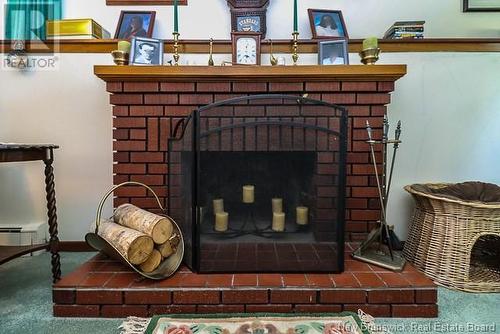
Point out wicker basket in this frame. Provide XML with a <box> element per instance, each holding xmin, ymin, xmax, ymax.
<box><xmin>404</xmin><ymin>183</ymin><xmax>500</xmax><ymax>292</ymax></box>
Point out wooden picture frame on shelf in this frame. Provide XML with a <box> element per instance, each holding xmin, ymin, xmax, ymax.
<box><xmin>114</xmin><ymin>11</ymin><xmax>156</xmax><ymax>40</ymax></box>
<box><xmin>308</xmin><ymin>9</ymin><xmax>348</xmax><ymax>40</ymax></box>
<box><xmin>231</xmin><ymin>32</ymin><xmax>261</xmax><ymax>65</ymax></box>
<box><xmin>463</xmin><ymin>0</ymin><xmax>500</xmax><ymax>11</ymax></box>
<box><xmin>107</xmin><ymin>0</ymin><xmax>187</xmax><ymax>5</ymax></box>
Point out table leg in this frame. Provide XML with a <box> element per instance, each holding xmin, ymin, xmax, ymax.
<box><xmin>44</xmin><ymin>148</ymin><xmax>61</xmax><ymax>282</ymax></box>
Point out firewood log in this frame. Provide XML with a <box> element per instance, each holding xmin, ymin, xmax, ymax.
<box><xmin>139</xmin><ymin>249</ymin><xmax>162</xmax><ymax>273</ymax></box>
<box><xmin>157</xmin><ymin>240</ymin><xmax>174</xmax><ymax>258</ymax></box>
<box><xmin>114</xmin><ymin>204</ymin><xmax>174</xmax><ymax>244</ymax></box>
<box><xmin>97</xmin><ymin>219</ymin><xmax>153</xmax><ymax>265</ymax></box>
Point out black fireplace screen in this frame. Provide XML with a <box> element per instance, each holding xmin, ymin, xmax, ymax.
<box><xmin>168</xmin><ymin>95</ymin><xmax>347</xmax><ymax>273</ymax></box>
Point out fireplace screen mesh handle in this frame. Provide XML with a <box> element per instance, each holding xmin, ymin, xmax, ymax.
<box><xmin>168</xmin><ymin>94</ymin><xmax>348</xmax><ymax>273</ymax></box>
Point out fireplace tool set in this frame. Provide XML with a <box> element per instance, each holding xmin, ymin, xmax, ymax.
<box><xmin>352</xmin><ymin>117</ymin><xmax>406</xmax><ymax>271</ymax></box>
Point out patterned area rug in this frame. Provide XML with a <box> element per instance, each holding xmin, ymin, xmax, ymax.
<box><xmin>120</xmin><ymin>311</ymin><xmax>385</xmax><ymax>334</ymax></box>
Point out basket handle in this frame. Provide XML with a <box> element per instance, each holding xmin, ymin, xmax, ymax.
<box><xmin>94</xmin><ymin>181</ymin><xmax>165</xmax><ymax>234</ymax></box>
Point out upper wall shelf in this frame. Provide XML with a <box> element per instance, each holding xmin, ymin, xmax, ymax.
<box><xmin>1</xmin><ymin>38</ymin><xmax>500</xmax><ymax>54</ymax></box>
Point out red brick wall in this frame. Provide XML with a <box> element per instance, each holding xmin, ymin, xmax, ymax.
<box><xmin>108</xmin><ymin>80</ymin><xmax>393</xmax><ymax>241</ymax></box>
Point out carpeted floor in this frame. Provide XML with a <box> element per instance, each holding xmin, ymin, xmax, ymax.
<box><xmin>0</xmin><ymin>252</ymin><xmax>498</xmax><ymax>334</ymax></box>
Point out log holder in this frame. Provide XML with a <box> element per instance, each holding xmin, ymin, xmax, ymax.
<box><xmin>85</xmin><ymin>181</ymin><xmax>184</xmax><ymax>280</ymax></box>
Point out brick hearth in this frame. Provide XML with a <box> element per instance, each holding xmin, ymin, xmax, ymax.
<box><xmin>53</xmin><ymin>244</ymin><xmax>437</xmax><ymax>318</ymax></box>
<box><xmin>97</xmin><ymin>65</ymin><xmax>405</xmax><ymax>241</ymax></box>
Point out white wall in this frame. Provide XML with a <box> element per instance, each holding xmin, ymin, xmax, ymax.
<box><xmin>0</xmin><ymin>0</ymin><xmax>499</xmax><ymax>241</ymax></box>
<box><xmin>1</xmin><ymin>0</ymin><xmax>500</xmax><ymax>38</ymax></box>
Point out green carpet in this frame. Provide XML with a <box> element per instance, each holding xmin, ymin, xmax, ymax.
<box><xmin>0</xmin><ymin>252</ymin><xmax>499</xmax><ymax>334</ymax></box>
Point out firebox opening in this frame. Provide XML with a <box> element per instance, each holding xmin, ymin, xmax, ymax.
<box><xmin>199</xmin><ymin>151</ymin><xmax>316</xmax><ymax>238</ymax></box>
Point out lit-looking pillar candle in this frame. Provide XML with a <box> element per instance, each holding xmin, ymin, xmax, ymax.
<box><xmin>272</xmin><ymin>212</ymin><xmax>285</xmax><ymax>232</ymax></box>
<box><xmin>213</xmin><ymin>198</ymin><xmax>224</xmax><ymax>214</ymax></box>
<box><xmin>272</xmin><ymin>198</ymin><xmax>283</xmax><ymax>213</ymax></box>
<box><xmin>242</xmin><ymin>185</ymin><xmax>255</xmax><ymax>203</ymax></box>
<box><xmin>296</xmin><ymin>206</ymin><xmax>309</xmax><ymax>225</ymax></box>
<box><xmin>215</xmin><ymin>212</ymin><xmax>228</xmax><ymax>232</ymax></box>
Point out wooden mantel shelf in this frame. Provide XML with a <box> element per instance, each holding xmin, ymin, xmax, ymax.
<box><xmin>94</xmin><ymin>65</ymin><xmax>407</xmax><ymax>82</ymax></box>
<box><xmin>2</xmin><ymin>38</ymin><xmax>500</xmax><ymax>54</ymax></box>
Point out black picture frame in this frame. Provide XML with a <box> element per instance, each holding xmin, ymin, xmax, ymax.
<box><xmin>308</xmin><ymin>9</ymin><xmax>349</xmax><ymax>40</ymax></box>
<box><xmin>115</xmin><ymin>10</ymin><xmax>156</xmax><ymax>40</ymax></box>
<box><xmin>463</xmin><ymin>0</ymin><xmax>500</xmax><ymax>11</ymax></box>
<box><xmin>129</xmin><ymin>37</ymin><xmax>163</xmax><ymax>66</ymax></box>
<box><xmin>318</xmin><ymin>40</ymin><xmax>349</xmax><ymax>66</ymax></box>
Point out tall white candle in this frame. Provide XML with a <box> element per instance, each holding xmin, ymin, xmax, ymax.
<box><xmin>272</xmin><ymin>212</ymin><xmax>285</xmax><ymax>232</ymax></box>
<box><xmin>296</xmin><ymin>206</ymin><xmax>309</xmax><ymax>225</ymax></box>
<box><xmin>272</xmin><ymin>198</ymin><xmax>283</xmax><ymax>213</ymax></box>
<box><xmin>215</xmin><ymin>212</ymin><xmax>229</xmax><ymax>232</ymax></box>
<box><xmin>213</xmin><ymin>198</ymin><xmax>224</xmax><ymax>214</ymax></box>
<box><xmin>242</xmin><ymin>185</ymin><xmax>255</xmax><ymax>203</ymax></box>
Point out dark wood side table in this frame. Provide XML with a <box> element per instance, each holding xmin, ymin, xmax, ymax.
<box><xmin>0</xmin><ymin>144</ymin><xmax>61</xmax><ymax>282</ymax></box>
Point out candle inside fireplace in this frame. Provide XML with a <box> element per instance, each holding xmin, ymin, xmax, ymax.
<box><xmin>242</xmin><ymin>185</ymin><xmax>255</xmax><ymax>203</ymax></box>
<box><xmin>296</xmin><ymin>206</ymin><xmax>309</xmax><ymax>225</ymax></box>
<box><xmin>272</xmin><ymin>198</ymin><xmax>283</xmax><ymax>213</ymax></box>
<box><xmin>272</xmin><ymin>212</ymin><xmax>285</xmax><ymax>232</ymax></box>
<box><xmin>213</xmin><ymin>198</ymin><xmax>224</xmax><ymax>214</ymax></box>
<box><xmin>215</xmin><ymin>212</ymin><xmax>228</xmax><ymax>232</ymax></box>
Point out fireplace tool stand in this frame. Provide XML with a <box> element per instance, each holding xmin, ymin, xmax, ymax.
<box><xmin>352</xmin><ymin>118</ymin><xmax>406</xmax><ymax>271</ymax></box>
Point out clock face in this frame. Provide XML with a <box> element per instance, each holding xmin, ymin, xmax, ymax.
<box><xmin>236</xmin><ymin>37</ymin><xmax>257</xmax><ymax>64</ymax></box>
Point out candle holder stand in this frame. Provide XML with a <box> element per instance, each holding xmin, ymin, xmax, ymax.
<box><xmin>291</xmin><ymin>31</ymin><xmax>299</xmax><ymax>65</ymax></box>
<box><xmin>111</xmin><ymin>50</ymin><xmax>129</xmax><ymax>66</ymax></box>
<box><xmin>208</xmin><ymin>38</ymin><xmax>214</xmax><ymax>66</ymax></box>
<box><xmin>173</xmin><ymin>32</ymin><xmax>180</xmax><ymax>66</ymax></box>
<box><xmin>359</xmin><ymin>47</ymin><xmax>381</xmax><ymax>65</ymax></box>
<box><xmin>212</xmin><ymin>203</ymin><xmax>287</xmax><ymax>239</ymax></box>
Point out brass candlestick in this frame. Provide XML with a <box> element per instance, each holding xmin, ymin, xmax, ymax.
<box><xmin>269</xmin><ymin>39</ymin><xmax>278</xmax><ymax>66</ymax></box>
<box><xmin>359</xmin><ymin>47</ymin><xmax>381</xmax><ymax>65</ymax></box>
<box><xmin>291</xmin><ymin>31</ymin><xmax>299</xmax><ymax>65</ymax></box>
<box><xmin>173</xmin><ymin>32</ymin><xmax>180</xmax><ymax>66</ymax></box>
<box><xmin>208</xmin><ymin>38</ymin><xmax>214</xmax><ymax>66</ymax></box>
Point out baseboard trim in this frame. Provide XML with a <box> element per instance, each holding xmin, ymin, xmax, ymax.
<box><xmin>59</xmin><ymin>241</ymin><xmax>93</xmax><ymax>252</ymax></box>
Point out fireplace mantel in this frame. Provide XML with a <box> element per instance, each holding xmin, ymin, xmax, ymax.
<box><xmin>94</xmin><ymin>65</ymin><xmax>407</xmax><ymax>82</ymax></box>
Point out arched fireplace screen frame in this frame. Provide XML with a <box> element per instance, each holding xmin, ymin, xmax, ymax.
<box><xmin>168</xmin><ymin>94</ymin><xmax>348</xmax><ymax>273</ymax></box>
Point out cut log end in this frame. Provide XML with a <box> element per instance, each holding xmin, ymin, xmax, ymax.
<box><xmin>151</xmin><ymin>218</ymin><xmax>174</xmax><ymax>244</ymax></box>
<box><xmin>139</xmin><ymin>249</ymin><xmax>162</xmax><ymax>273</ymax></box>
<box><xmin>128</xmin><ymin>235</ymin><xmax>154</xmax><ymax>265</ymax></box>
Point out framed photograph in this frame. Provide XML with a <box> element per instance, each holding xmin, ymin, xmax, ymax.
<box><xmin>463</xmin><ymin>0</ymin><xmax>500</xmax><ymax>11</ymax></box>
<box><xmin>115</xmin><ymin>11</ymin><xmax>156</xmax><ymax>40</ymax></box>
<box><xmin>129</xmin><ymin>37</ymin><xmax>163</xmax><ymax>66</ymax></box>
<box><xmin>318</xmin><ymin>40</ymin><xmax>349</xmax><ymax>65</ymax></box>
<box><xmin>231</xmin><ymin>32</ymin><xmax>261</xmax><ymax>65</ymax></box>
<box><xmin>308</xmin><ymin>9</ymin><xmax>348</xmax><ymax>39</ymax></box>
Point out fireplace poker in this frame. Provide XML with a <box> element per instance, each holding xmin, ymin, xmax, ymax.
<box><xmin>366</xmin><ymin>121</ymin><xmax>394</xmax><ymax>260</ymax></box>
<box><xmin>384</xmin><ymin>121</ymin><xmax>402</xmax><ymax>208</ymax></box>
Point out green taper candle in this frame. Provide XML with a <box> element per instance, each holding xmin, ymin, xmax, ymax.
<box><xmin>174</xmin><ymin>0</ymin><xmax>179</xmax><ymax>33</ymax></box>
<box><xmin>293</xmin><ymin>0</ymin><xmax>298</xmax><ymax>32</ymax></box>
<box><xmin>363</xmin><ymin>37</ymin><xmax>378</xmax><ymax>50</ymax></box>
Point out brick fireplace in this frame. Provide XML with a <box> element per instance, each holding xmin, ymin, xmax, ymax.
<box><xmin>97</xmin><ymin>65</ymin><xmax>406</xmax><ymax>242</ymax></box>
<box><xmin>49</xmin><ymin>65</ymin><xmax>438</xmax><ymax>319</ymax></box>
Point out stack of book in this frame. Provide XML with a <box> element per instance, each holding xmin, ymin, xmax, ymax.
<box><xmin>383</xmin><ymin>21</ymin><xmax>425</xmax><ymax>39</ymax></box>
